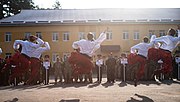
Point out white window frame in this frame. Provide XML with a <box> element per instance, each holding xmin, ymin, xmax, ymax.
<box><xmin>159</xmin><ymin>30</ymin><xmax>166</xmax><ymax>37</ymax></box>
<box><xmin>63</xmin><ymin>52</ymin><xmax>70</xmax><ymax>61</ymax></box>
<box><xmin>106</xmin><ymin>31</ymin><xmax>112</xmax><ymax>40</ymax></box>
<box><xmin>5</xmin><ymin>53</ymin><xmax>11</xmax><ymax>59</ymax></box>
<box><xmin>52</xmin><ymin>53</ymin><xmax>59</xmax><ymax>62</ymax></box>
<box><xmin>24</xmin><ymin>32</ymin><xmax>31</xmax><ymax>40</ymax></box>
<box><xmin>78</xmin><ymin>32</ymin><xmax>85</xmax><ymax>40</ymax></box>
<box><xmin>63</xmin><ymin>32</ymin><xmax>70</xmax><ymax>41</ymax></box>
<box><xmin>36</xmin><ymin>32</ymin><xmax>42</xmax><ymax>39</ymax></box>
<box><xmin>134</xmin><ymin>31</ymin><xmax>140</xmax><ymax>40</ymax></box>
<box><xmin>5</xmin><ymin>32</ymin><xmax>12</xmax><ymax>42</ymax></box>
<box><xmin>52</xmin><ymin>32</ymin><xmax>59</xmax><ymax>42</ymax></box>
<box><xmin>123</xmin><ymin>31</ymin><xmax>129</xmax><ymax>40</ymax></box>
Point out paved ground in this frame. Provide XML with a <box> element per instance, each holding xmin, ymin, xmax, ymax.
<box><xmin>0</xmin><ymin>78</ymin><xmax>180</xmax><ymax>102</ymax></box>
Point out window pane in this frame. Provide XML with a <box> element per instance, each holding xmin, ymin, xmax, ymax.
<box><xmin>159</xmin><ymin>30</ymin><xmax>166</xmax><ymax>36</ymax></box>
<box><xmin>52</xmin><ymin>32</ymin><xmax>58</xmax><ymax>41</ymax></box>
<box><xmin>79</xmin><ymin>32</ymin><xmax>85</xmax><ymax>40</ymax></box>
<box><xmin>24</xmin><ymin>32</ymin><xmax>31</xmax><ymax>40</ymax></box>
<box><xmin>5</xmin><ymin>32</ymin><xmax>11</xmax><ymax>42</ymax></box>
<box><xmin>5</xmin><ymin>53</ymin><xmax>11</xmax><ymax>59</ymax></box>
<box><xmin>123</xmin><ymin>31</ymin><xmax>128</xmax><ymax>39</ymax></box>
<box><xmin>106</xmin><ymin>32</ymin><xmax>112</xmax><ymax>40</ymax></box>
<box><xmin>36</xmin><ymin>32</ymin><xmax>42</xmax><ymax>39</ymax></box>
<box><xmin>134</xmin><ymin>32</ymin><xmax>139</xmax><ymax>40</ymax></box>
<box><xmin>63</xmin><ymin>32</ymin><xmax>70</xmax><ymax>41</ymax></box>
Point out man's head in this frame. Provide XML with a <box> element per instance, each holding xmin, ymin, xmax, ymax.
<box><xmin>56</xmin><ymin>57</ymin><xmax>60</xmax><ymax>62</ymax></box>
<box><xmin>87</xmin><ymin>32</ymin><xmax>94</xmax><ymax>41</ymax></box>
<box><xmin>143</xmin><ymin>36</ymin><xmax>149</xmax><ymax>43</ymax></box>
<box><xmin>167</xmin><ymin>28</ymin><xmax>176</xmax><ymax>36</ymax></box>
<box><xmin>97</xmin><ymin>54</ymin><xmax>102</xmax><ymax>59</ymax></box>
<box><xmin>29</xmin><ymin>35</ymin><xmax>37</xmax><ymax>42</ymax></box>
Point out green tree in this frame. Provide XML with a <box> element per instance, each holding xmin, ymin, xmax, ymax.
<box><xmin>52</xmin><ymin>0</ymin><xmax>61</xmax><ymax>9</ymax></box>
<box><xmin>0</xmin><ymin>0</ymin><xmax>36</xmax><ymax>19</ymax></box>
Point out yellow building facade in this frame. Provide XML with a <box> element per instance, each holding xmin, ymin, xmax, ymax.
<box><xmin>0</xmin><ymin>9</ymin><xmax>180</xmax><ymax>62</ymax></box>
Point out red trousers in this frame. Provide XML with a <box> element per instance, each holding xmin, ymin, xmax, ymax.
<box><xmin>148</xmin><ymin>48</ymin><xmax>172</xmax><ymax>74</ymax></box>
<box><xmin>9</xmin><ymin>54</ymin><xmax>30</xmax><ymax>81</ymax></box>
<box><xmin>128</xmin><ymin>53</ymin><xmax>146</xmax><ymax>80</ymax></box>
<box><xmin>68</xmin><ymin>52</ymin><xmax>94</xmax><ymax>76</ymax></box>
<box><xmin>26</xmin><ymin>58</ymin><xmax>41</xmax><ymax>84</ymax></box>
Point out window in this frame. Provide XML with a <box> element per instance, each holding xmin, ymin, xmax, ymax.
<box><xmin>5</xmin><ymin>53</ymin><xmax>11</xmax><ymax>59</ymax></box>
<box><xmin>123</xmin><ymin>31</ymin><xmax>129</xmax><ymax>40</ymax></box>
<box><xmin>24</xmin><ymin>32</ymin><xmax>31</xmax><ymax>40</ymax></box>
<box><xmin>148</xmin><ymin>30</ymin><xmax>155</xmax><ymax>39</ymax></box>
<box><xmin>52</xmin><ymin>53</ymin><xmax>59</xmax><ymax>62</ymax></box>
<box><xmin>5</xmin><ymin>32</ymin><xmax>12</xmax><ymax>42</ymax></box>
<box><xmin>106</xmin><ymin>31</ymin><xmax>112</xmax><ymax>40</ymax></box>
<box><xmin>63</xmin><ymin>52</ymin><xmax>70</xmax><ymax>61</ymax></box>
<box><xmin>36</xmin><ymin>32</ymin><xmax>42</xmax><ymax>39</ymax></box>
<box><xmin>79</xmin><ymin>32</ymin><xmax>85</xmax><ymax>40</ymax></box>
<box><xmin>134</xmin><ymin>31</ymin><xmax>140</xmax><ymax>40</ymax></box>
<box><xmin>159</xmin><ymin>30</ymin><xmax>166</xmax><ymax>37</ymax></box>
<box><xmin>52</xmin><ymin>32</ymin><xmax>59</xmax><ymax>42</ymax></box>
<box><xmin>63</xmin><ymin>32</ymin><xmax>70</xmax><ymax>41</ymax></box>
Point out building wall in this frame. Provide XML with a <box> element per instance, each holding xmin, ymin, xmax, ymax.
<box><xmin>0</xmin><ymin>23</ymin><xmax>177</xmax><ymax>62</ymax></box>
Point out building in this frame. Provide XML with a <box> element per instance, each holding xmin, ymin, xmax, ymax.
<box><xmin>0</xmin><ymin>8</ymin><xmax>180</xmax><ymax>62</ymax></box>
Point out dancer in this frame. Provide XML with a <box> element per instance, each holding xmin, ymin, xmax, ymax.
<box><xmin>128</xmin><ymin>36</ymin><xmax>154</xmax><ymax>86</ymax></box>
<box><xmin>69</xmin><ymin>28</ymin><xmax>107</xmax><ymax>82</ymax></box>
<box><xmin>26</xmin><ymin>42</ymin><xmax>50</xmax><ymax>85</ymax></box>
<box><xmin>149</xmin><ymin>27</ymin><xmax>180</xmax><ymax>79</ymax></box>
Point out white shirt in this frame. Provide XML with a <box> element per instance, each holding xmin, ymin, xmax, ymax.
<box><xmin>13</xmin><ymin>38</ymin><xmax>44</xmax><ymax>57</ymax></box>
<box><xmin>96</xmin><ymin>59</ymin><xmax>103</xmax><ymax>67</ymax></box>
<box><xmin>131</xmin><ymin>42</ymin><xmax>153</xmax><ymax>58</ymax></box>
<box><xmin>31</xmin><ymin>42</ymin><xmax>50</xmax><ymax>59</ymax></box>
<box><xmin>153</xmin><ymin>30</ymin><xmax>180</xmax><ymax>52</ymax></box>
<box><xmin>72</xmin><ymin>32</ymin><xmax>106</xmax><ymax>57</ymax></box>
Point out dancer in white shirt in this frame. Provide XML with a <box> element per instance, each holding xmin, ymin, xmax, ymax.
<box><xmin>149</xmin><ymin>27</ymin><xmax>180</xmax><ymax>78</ymax></box>
<box><xmin>27</xmin><ymin>42</ymin><xmax>50</xmax><ymax>85</ymax></box>
<box><xmin>69</xmin><ymin>29</ymin><xmax>107</xmax><ymax>82</ymax></box>
<box><xmin>128</xmin><ymin>36</ymin><xmax>154</xmax><ymax>86</ymax></box>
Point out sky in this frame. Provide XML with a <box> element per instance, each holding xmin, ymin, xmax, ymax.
<box><xmin>33</xmin><ymin>0</ymin><xmax>180</xmax><ymax>9</ymax></box>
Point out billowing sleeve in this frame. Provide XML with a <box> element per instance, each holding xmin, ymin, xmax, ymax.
<box><xmin>36</xmin><ymin>38</ymin><xmax>45</xmax><ymax>46</ymax></box>
<box><xmin>131</xmin><ymin>45</ymin><xmax>138</xmax><ymax>53</ymax></box>
<box><xmin>30</xmin><ymin>38</ymin><xmax>45</xmax><ymax>49</ymax></box>
<box><xmin>95</xmin><ymin>32</ymin><xmax>107</xmax><ymax>44</ymax></box>
<box><xmin>41</xmin><ymin>42</ymin><xmax>50</xmax><ymax>51</ymax></box>
<box><xmin>72</xmin><ymin>41</ymin><xmax>80</xmax><ymax>49</ymax></box>
<box><xmin>72</xmin><ymin>39</ymin><xmax>85</xmax><ymax>49</ymax></box>
<box><xmin>90</xmin><ymin>32</ymin><xmax>107</xmax><ymax>55</ymax></box>
<box><xmin>13</xmin><ymin>40</ymin><xmax>24</xmax><ymax>50</ymax></box>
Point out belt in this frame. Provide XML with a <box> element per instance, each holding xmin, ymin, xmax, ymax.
<box><xmin>21</xmin><ymin>53</ymin><xmax>30</xmax><ymax>59</ymax></box>
<box><xmin>31</xmin><ymin>57</ymin><xmax>40</xmax><ymax>60</ymax></box>
<box><xmin>137</xmin><ymin>54</ymin><xmax>146</xmax><ymax>59</ymax></box>
<box><xmin>159</xmin><ymin>48</ymin><xmax>171</xmax><ymax>53</ymax></box>
<box><xmin>80</xmin><ymin>53</ymin><xmax>92</xmax><ymax>59</ymax></box>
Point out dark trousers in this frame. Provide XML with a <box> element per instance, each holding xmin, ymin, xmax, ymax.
<box><xmin>107</xmin><ymin>67</ymin><xmax>115</xmax><ymax>82</ymax></box>
<box><xmin>96</xmin><ymin>65</ymin><xmax>103</xmax><ymax>82</ymax></box>
<box><xmin>42</xmin><ymin>68</ymin><xmax>49</xmax><ymax>85</ymax></box>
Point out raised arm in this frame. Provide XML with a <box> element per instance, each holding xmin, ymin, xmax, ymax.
<box><xmin>13</xmin><ymin>40</ymin><xmax>24</xmax><ymax>50</ymax></box>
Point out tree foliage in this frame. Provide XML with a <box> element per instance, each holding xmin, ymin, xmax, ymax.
<box><xmin>0</xmin><ymin>0</ymin><xmax>36</xmax><ymax>19</ymax></box>
<box><xmin>52</xmin><ymin>0</ymin><xmax>61</xmax><ymax>9</ymax></box>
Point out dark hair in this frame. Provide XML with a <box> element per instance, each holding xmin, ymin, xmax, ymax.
<box><xmin>168</xmin><ymin>28</ymin><xmax>176</xmax><ymax>36</ymax></box>
<box><xmin>143</xmin><ymin>37</ymin><xmax>149</xmax><ymax>43</ymax></box>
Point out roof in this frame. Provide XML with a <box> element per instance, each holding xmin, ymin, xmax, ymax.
<box><xmin>0</xmin><ymin>8</ymin><xmax>180</xmax><ymax>25</ymax></box>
